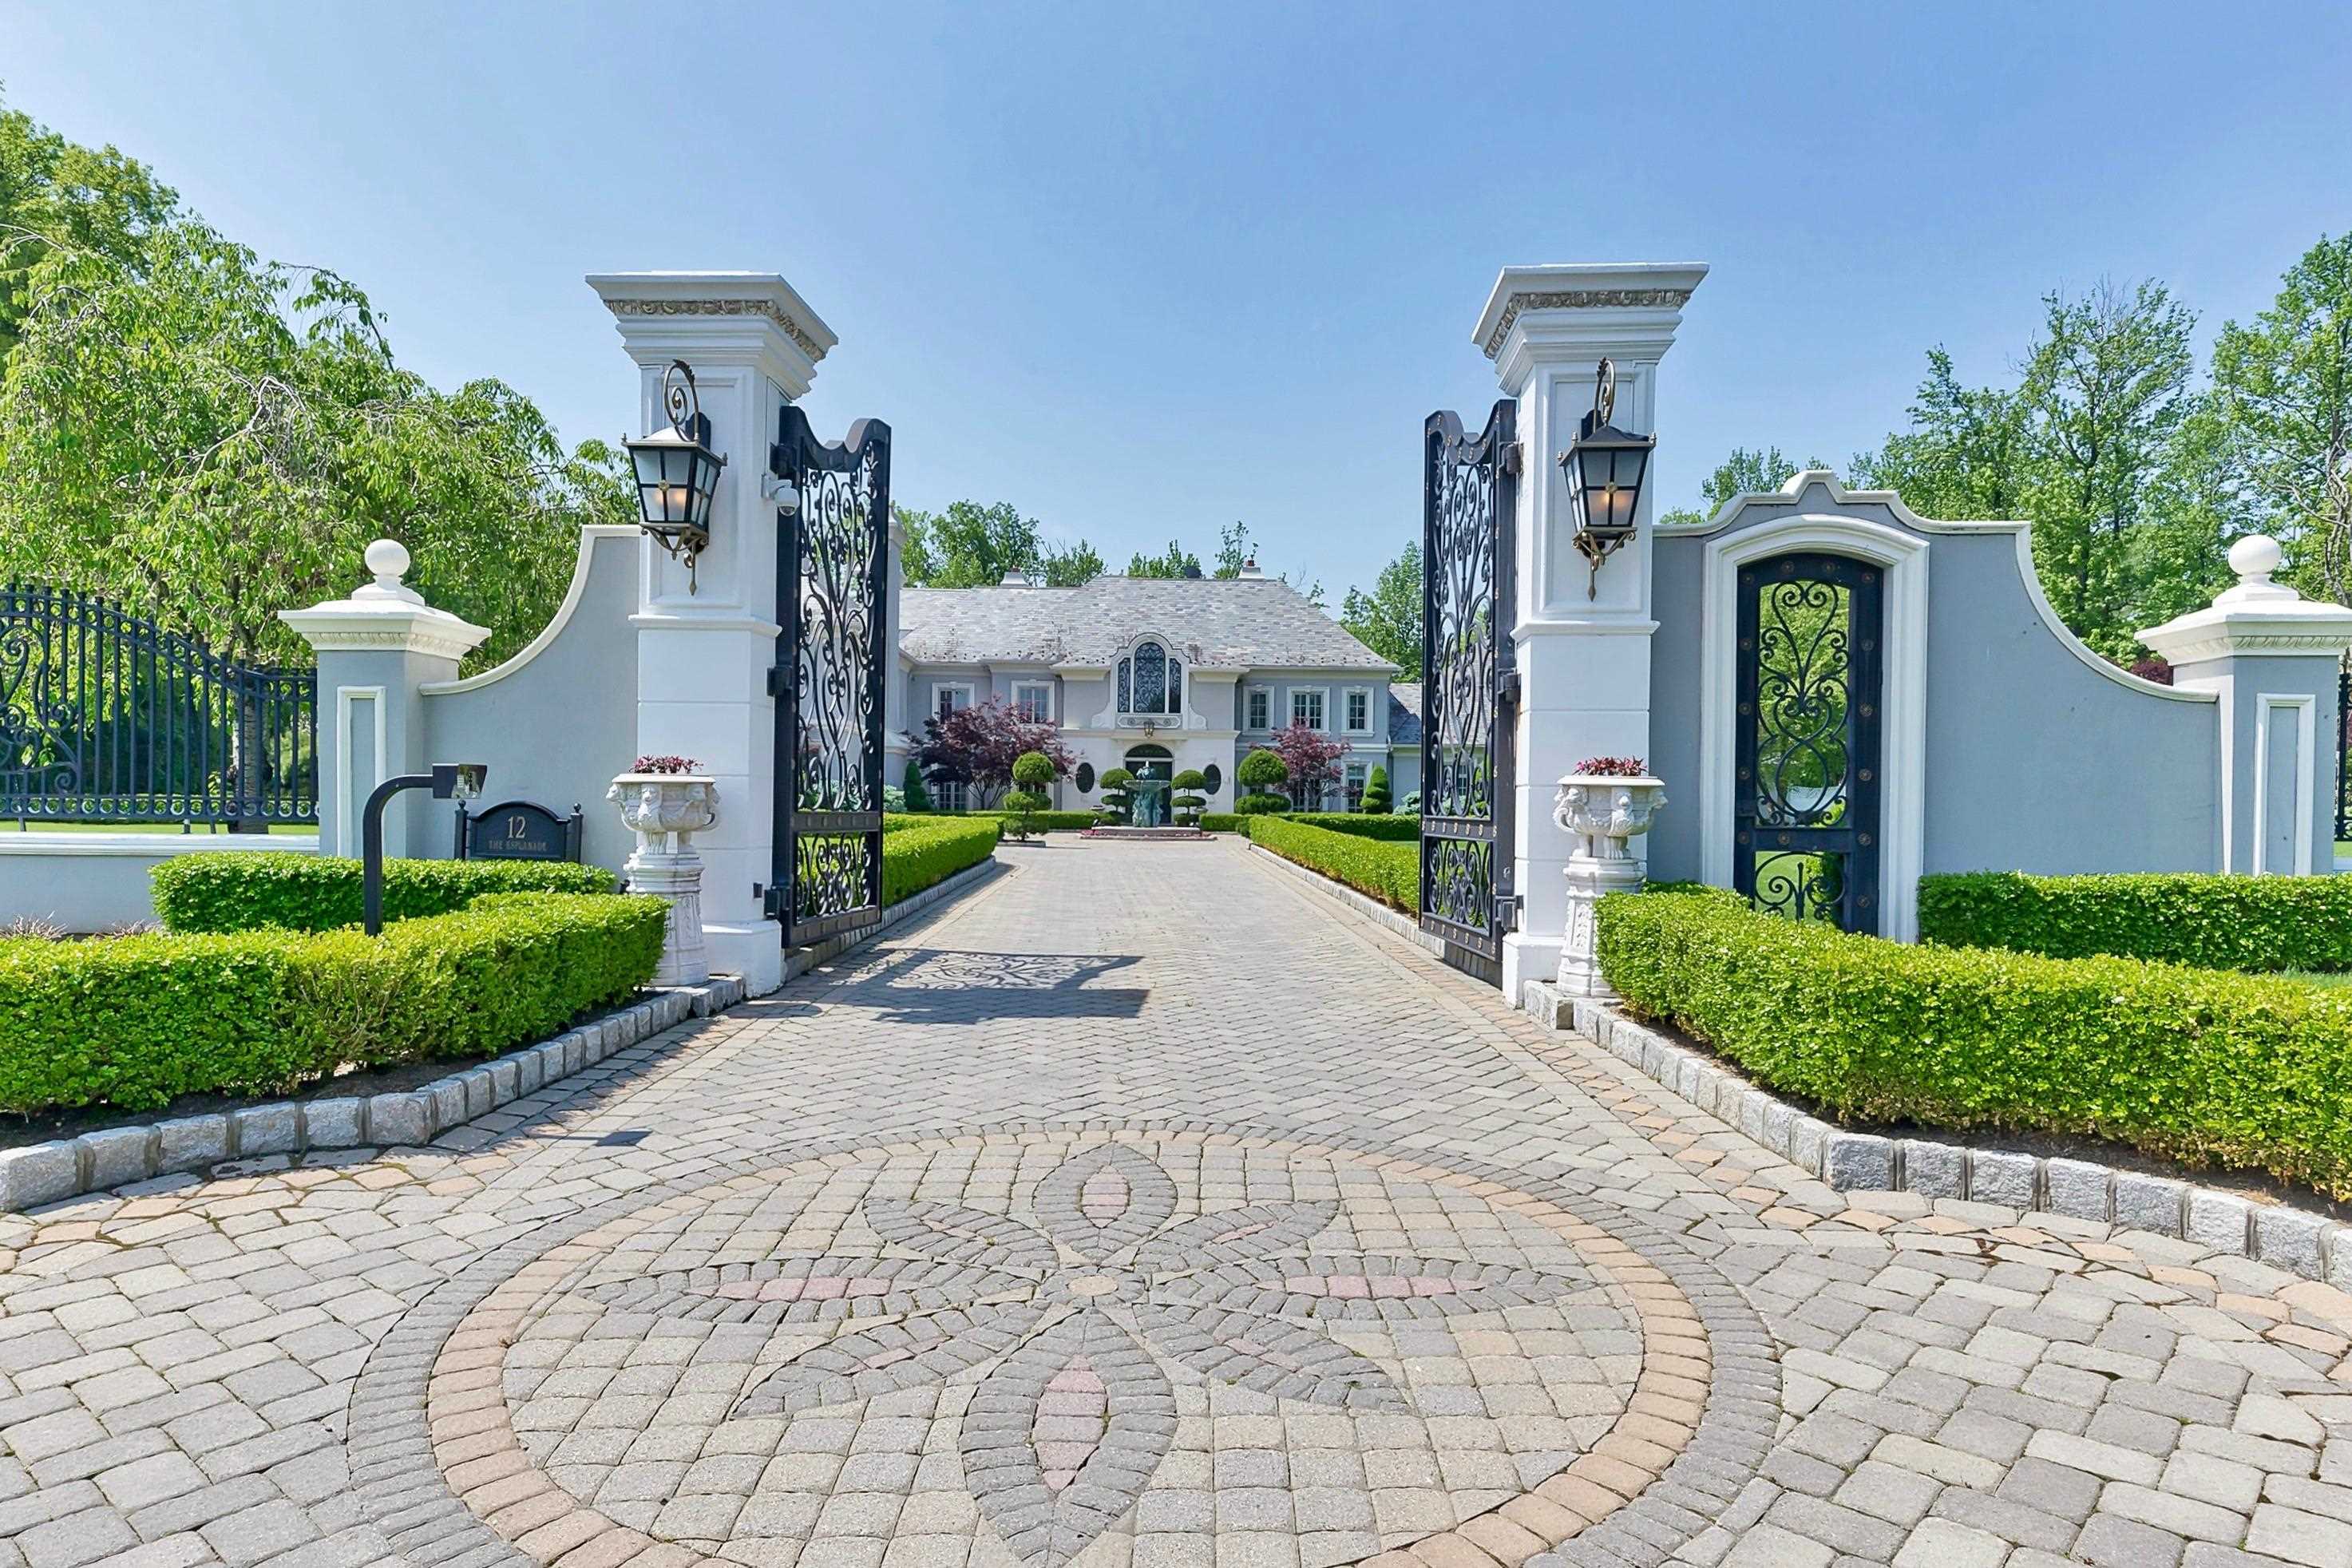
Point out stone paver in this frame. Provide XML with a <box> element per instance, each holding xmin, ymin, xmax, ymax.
<box><xmin>3</xmin><ymin>839</ymin><xmax>2352</xmax><ymax>1566</ymax></box>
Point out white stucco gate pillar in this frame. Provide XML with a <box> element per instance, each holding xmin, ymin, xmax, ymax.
<box><xmin>588</xmin><ymin>273</ymin><xmax>838</xmax><ymax>996</ymax></box>
<box><xmin>1474</xmin><ymin>263</ymin><xmax>1707</xmax><ymax>1001</ymax></box>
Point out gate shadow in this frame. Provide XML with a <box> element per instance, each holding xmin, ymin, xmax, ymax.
<box><xmin>807</xmin><ymin>948</ymin><xmax>1149</xmax><ymax>1024</ymax></box>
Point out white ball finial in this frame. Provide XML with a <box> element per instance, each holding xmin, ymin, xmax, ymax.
<box><xmin>365</xmin><ymin>538</ymin><xmax>411</xmax><ymax>584</ymax></box>
<box><xmin>2228</xmin><ymin>533</ymin><xmax>2282</xmax><ymax>582</ymax></box>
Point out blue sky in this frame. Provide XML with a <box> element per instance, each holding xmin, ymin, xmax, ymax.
<box><xmin>10</xmin><ymin>2</ymin><xmax>2350</xmax><ymax>600</ymax></box>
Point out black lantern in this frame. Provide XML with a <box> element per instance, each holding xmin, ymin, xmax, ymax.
<box><xmin>624</xmin><ymin>360</ymin><xmax>727</xmax><ymax>592</ymax></box>
<box><xmin>1558</xmin><ymin>358</ymin><xmax>1656</xmax><ymax>599</ymax></box>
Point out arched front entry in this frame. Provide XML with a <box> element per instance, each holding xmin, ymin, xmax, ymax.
<box><xmin>1123</xmin><ymin>744</ymin><xmax>1174</xmax><ymax>827</ymax></box>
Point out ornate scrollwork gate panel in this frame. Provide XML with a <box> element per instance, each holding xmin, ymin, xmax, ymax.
<box><xmin>1732</xmin><ymin>552</ymin><xmax>1883</xmax><ymax>931</ymax></box>
<box><xmin>1419</xmin><ymin>400</ymin><xmax>1519</xmax><ymax>980</ymax></box>
<box><xmin>767</xmin><ymin>407</ymin><xmax>892</xmax><ymax>947</ymax></box>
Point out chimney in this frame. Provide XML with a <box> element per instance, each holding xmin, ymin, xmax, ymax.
<box><xmin>1238</xmin><ymin>556</ymin><xmax>1264</xmax><ymax>579</ymax></box>
<box><xmin>999</xmin><ymin>568</ymin><xmax>1029</xmax><ymax>588</ymax></box>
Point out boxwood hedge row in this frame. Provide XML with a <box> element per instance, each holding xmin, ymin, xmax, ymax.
<box><xmin>1918</xmin><ymin>870</ymin><xmax>2352</xmax><ymax>973</ymax></box>
<box><xmin>1599</xmin><ymin>885</ymin><xmax>2352</xmax><ymax>1196</ymax></box>
<box><xmin>1245</xmin><ymin>816</ymin><xmax>1418</xmax><ymax>910</ymax></box>
<box><xmin>0</xmin><ymin>892</ymin><xmax>665</xmax><ymax>1117</ymax></box>
<box><xmin>152</xmin><ymin>851</ymin><xmax>613</xmax><ymax>934</ymax></box>
<box><xmin>881</xmin><ymin>816</ymin><xmax>1000</xmax><ymax>905</ymax></box>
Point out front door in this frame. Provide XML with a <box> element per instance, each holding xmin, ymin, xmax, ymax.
<box><xmin>1732</xmin><ymin>552</ymin><xmax>1883</xmax><ymax>931</ymax></box>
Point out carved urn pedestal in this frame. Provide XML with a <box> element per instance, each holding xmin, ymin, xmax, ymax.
<box><xmin>1554</xmin><ymin>774</ymin><xmax>1668</xmax><ymax>1001</ymax></box>
<box><xmin>608</xmin><ymin>774</ymin><xmax>719</xmax><ymax>987</ymax></box>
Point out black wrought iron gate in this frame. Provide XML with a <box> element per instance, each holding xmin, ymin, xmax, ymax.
<box><xmin>1732</xmin><ymin>552</ymin><xmax>1883</xmax><ymax>931</ymax></box>
<box><xmin>766</xmin><ymin>406</ymin><xmax>893</xmax><ymax>947</ymax></box>
<box><xmin>1419</xmin><ymin>400</ymin><xmax>1520</xmax><ymax>982</ymax></box>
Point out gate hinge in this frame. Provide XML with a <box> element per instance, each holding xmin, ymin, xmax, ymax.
<box><xmin>1501</xmin><ymin>440</ymin><xmax>1525</xmax><ymax>477</ymax></box>
<box><xmin>766</xmin><ymin>666</ymin><xmax>788</xmax><ymax>700</ymax></box>
<box><xmin>1497</xmin><ymin>668</ymin><xmax>1522</xmax><ymax>708</ymax></box>
<box><xmin>1494</xmin><ymin>892</ymin><xmax>1522</xmax><ymax>932</ymax></box>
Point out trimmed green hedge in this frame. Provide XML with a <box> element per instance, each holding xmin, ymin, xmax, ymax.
<box><xmin>1245</xmin><ymin>816</ymin><xmax>1418</xmax><ymax>910</ymax></box>
<box><xmin>1919</xmin><ymin>870</ymin><xmax>2352</xmax><ymax>973</ymax></box>
<box><xmin>1199</xmin><ymin>814</ymin><xmax>1245</xmax><ymax>833</ymax></box>
<box><xmin>896</xmin><ymin>810</ymin><xmax>1099</xmax><ymax>832</ymax></box>
<box><xmin>0</xmin><ymin>892</ymin><xmax>664</xmax><ymax>1116</ymax></box>
<box><xmin>881</xmin><ymin>817</ymin><xmax>1000</xmax><ymax>905</ymax></box>
<box><xmin>1600</xmin><ymin>886</ymin><xmax>2352</xmax><ymax>1196</ymax></box>
<box><xmin>1286</xmin><ymin>813</ymin><xmax>1420</xmax><ymax>842</ymax></box>
<box><xmin>153</xmin><ymin>852</ymin><xmax>614</xmax><ymax>934</ymax></box>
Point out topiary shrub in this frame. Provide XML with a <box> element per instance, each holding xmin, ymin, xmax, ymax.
<box><xmin>1098</xmin><ymin>767</ymin><xmax>1135</xmax><ymax>825</ymax></box>
<box><xmin>1602</xmin><ymin>885</ymin><xmax>2352</xmax><ymax>1197</ymax></box>
<box><xmin>1360</xmin><ymin>765</ymin><xmax>1392</xmax><ymax>814</ymax></box>
<box><xmin>1918</xmin><ymin>871</ymin><xmax>2352</xmax><ymax>973</ymax></box>
<box><xmin>1170</xmin><ymin>769</ymin><xmax>1208</xmax><ymax>826</ymax></box>
<box><xmin>152</xmin><ymin>853</ymin><xmax>615</xmax><ymax>934</ymax></box>
<box><xmin>1237</xmin><ymin>794</ymin><xmax>1288</xmax><ymax>815</ymax></box>
<box><xmin>1000</xmin><ymin>751</ymin><xmax>1059</xmax><ymax>841</ymax></box>
<box><xmin>1237</xmin><ymin>746</ymin><xmax>1288</xmax><ymax>801</ymax></box>
<box><xmin>902</xmin><ymin>760</ymin><xmax>932</xmax><ymax>814</ymax></box>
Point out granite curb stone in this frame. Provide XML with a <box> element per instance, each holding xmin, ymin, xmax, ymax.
<box><xmin>1520</xmin><ymin>978</ymin><xmax>2350</xmax><ymax>1291</ymax></box>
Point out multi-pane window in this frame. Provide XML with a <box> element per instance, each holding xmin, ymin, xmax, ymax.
<box><xmin>1345</xmin><ymin>689</ymin><xmax>1370</xmax><ymax>732</ymax></box>
<box><xmin>936</xmin><ymin>685</ymin><xmax>972</xmax><ymax>722</ymax></box>
<box><xmin>1012</xmin><ymin>682</ymin><xmax>1051</xmax><ymax>723</ymax></box>
<box><xmin>1117</xmin><ymin>642</ymin><xmax>1182</xmax><ymax>715</ymax></box>
<box><xmin>1292</xmin><ymin>689</ymin><xmax>1324</xmax><ymax>731</ymax></box>
<box><xmin>1345</xmin><ymin>761</ymin><xmax>1367</xmax><ymax>807</ymax></box>
<box><xmin>1245</xmin><ymin>688</ymin><xmax>1269</xmax><ymax>731</ymax></box>
<box><xmin>935</xmin><ymin>779</ymin><xmax>968</xmax><ymax>813</ymax></box>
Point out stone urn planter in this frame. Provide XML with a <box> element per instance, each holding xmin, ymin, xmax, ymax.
<box><xmin>1554</xmin><ymin>770</ymin><xmax>1667</xmax><ymax>1001</ymax></box>
<box><xmin>608</xmin><ymin>770</ymin><xmax>719</xmax><ymax>986</ymax></box>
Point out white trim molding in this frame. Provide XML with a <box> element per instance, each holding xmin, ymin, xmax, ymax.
<box><xmin>1290</xmin><ymin>686</ymin><xmax>1331</xmax><ymax>734</ymax></box>
<box><xmin>1699</xmin><ymin>513</ymin><xmax>1929</xmax><ymax>942</ymax></box>
<box><xmin>1011</xmin><ymin>679</ymin><xmax>1054</xmax><ymax>723</ymax></box>
<box><xmin>933</xmin><ymin>681</ymin><xmax>976</xmax><ymax>722</ymax></box>
<box><xmin>1343</xmin><ymin>684</ymin><xmax>1374</xmax><ymax>735</ymax></box>
<box><xmin>334</xmin><ymin>685</ymin><xmax>387</xmax><ymax>858</ymax></box>
<box><xmin>2253</xmin><ymin>692</ymin><xmax>2318</xmax><ymax>876</ymax></box>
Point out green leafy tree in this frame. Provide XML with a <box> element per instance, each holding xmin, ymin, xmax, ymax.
<box><xmin>1340</xmin><ymin>544</ymin><xmax>1423</xmax><ymax>679</ymax></box>
<box><xmin>1850</xmin><ymin>350</ymin><xmax>2035</xmax><ymax>521</ymax></box>
<box><xmin>1657</xmin><ymin>446</ymin><xmax>1830</xmax><ymax>528</ymax></box>
<box><xmin>1214</xmin><ymin>520</ymin><xmax>1253</xmax><ymax>578</ymax></box>
<box><xmin>901</xmin><ymin>758</ymin><xmax>932</xmax><ymax>814</ymax></box>
<box><xmin>2208</xmin><ymin>233</ymin><xmax>2352</xmax><ymax>604</ymax></box>
<box><xmin>0</xmin><ymin>97</ymin><xmax>179</xmax><ymax>366</ymax></box>
<box><xmin>0</xmin><ymin>216</ymin><xmax>626</xmax><ymax>670</ymax></box>
<box><xmin>897</xmin><ymin>499</ymin><xmax>1103</xmax><ymax>587</ymax></box>
<box><xmin>1039</xmin><ymin>538</ymin><xmax>1104</xmax><ymax>585</ymax></box>
<box><xmin>2019</xmin><ymin>279</ymin><xmax>2198</xmax><ymax>657</ymax></box>
<box><xmin>1360</xmin><ymin>765</ymin><xmax>1392</xmax><ymax>814</ymax></box>
<box><xmin>1125</xmin><ymin>539</ymin><xmax>1203</xmax><ymax>579</ymax></box>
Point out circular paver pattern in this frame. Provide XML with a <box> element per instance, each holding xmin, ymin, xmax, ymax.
<box><xmin>352</xmin><ymin>1127</ymin><xmax>1776</xmax><ymax>1567</ymax></box>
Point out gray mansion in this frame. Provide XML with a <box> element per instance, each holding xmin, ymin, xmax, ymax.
<box><xmin>892</xmin><ymin>560</ymin><xmax>1421</xmax><ymax>820</ymax></box>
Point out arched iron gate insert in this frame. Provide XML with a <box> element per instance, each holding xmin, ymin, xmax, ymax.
<box><xmin>1418</xmin><ymin>400</ymin><xmax>1520</xmax><ymax>983</ymax></box>
<box><xmin>766</xmin><ymin>407</ymin><xmax>892</xmax><ymax>947</ymax></box>
<box><xmin>1732</xmin><ymin>551</ymin><xmax>1883</xmax><ymax>931</ymax></box>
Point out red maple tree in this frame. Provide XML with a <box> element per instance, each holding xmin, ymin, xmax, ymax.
<box><xmin>915</xmin><ymin>698</ymin><xmax>1076</xmax><ymax>806</ymax></box>
<box><xmin>1269</xmin><ymin>722</ymin><xmax>1348</xmax><ymax>810</ymax></box>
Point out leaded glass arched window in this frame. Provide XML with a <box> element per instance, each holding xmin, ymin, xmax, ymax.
<box><xmin>1117</xmin><ymin>640</ymin><xmax>1182</xmax><ymax>715</ymax></box>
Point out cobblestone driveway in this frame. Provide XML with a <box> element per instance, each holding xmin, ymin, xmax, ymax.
<box><xmin>4</xmin><ymin>841</ymin><xmax>2352</xmax><ymax>1568</ymax></box>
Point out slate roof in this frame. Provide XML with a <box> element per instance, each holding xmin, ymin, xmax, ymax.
<box><xmin>1386</xmin><ymin>683</ymin><xmax>1422</xmax><ymax>746</ymax></box>
<box><xmin>899</xmin><ymin>576</ymin><xmax>1396</xmax><ymax>671</ymax></box>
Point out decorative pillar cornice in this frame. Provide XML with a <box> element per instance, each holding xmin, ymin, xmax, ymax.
<box><xmin>279</xmin><ymin>540</ymin><xmax>490</xmax><ymax>662</ymax></box>
<box><xmin>2140</xmin><ymin>536</ymin><xmax>2352</xmax><ymax>665</ymax></box>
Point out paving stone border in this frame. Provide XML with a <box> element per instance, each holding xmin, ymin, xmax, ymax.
<box><xmin>1521</xmin><ymin>979</ymin><xmax>2352</xmax><ymax>1297</ymax></box>
<box><xmin>0</xmin><ymin>851</ymin><xmax>1007</xmax><ymax>1215</ymax></box>
<box><xmin>346</xmin><ymin>1117</ymin><xmax>1781</xmax><ymax>1568</ymax></box>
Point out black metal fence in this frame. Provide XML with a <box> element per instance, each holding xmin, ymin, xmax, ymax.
<box><xmin>1</xmin><ymin>585</ymin><xmax>317</xmax><ymax>828</ymax></box>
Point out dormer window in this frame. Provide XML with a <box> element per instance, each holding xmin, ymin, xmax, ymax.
<box><xmin>1117</xmin><ymin>639</ymin><xmax>1182</xmax><ymax>717</ymax></box>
